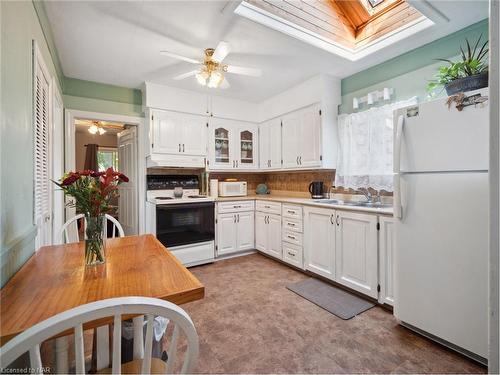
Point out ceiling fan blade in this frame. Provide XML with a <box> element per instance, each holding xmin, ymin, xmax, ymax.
<box><xmin>173</xmin><ymin>70</ymin><xmax>198</xmax><ymax>80</ymax></box>
<box><xmin>160</xmin><ymin>51</ymin><xmax>201</xmax><ymax>64</ymax></box>
<box><xmin>226</xmin><ymin>65</ymin><xmax>262</xmax><ymax>77</ymax></box>
<box><xmin>212</xmin><ymin>41</ymin><xmax>231</xmax><ymax>63</ymax></box>
<box><xmin>220</xmin><ymin>78</ymin><xmax>230</xmax><ymax>89</ymax></box>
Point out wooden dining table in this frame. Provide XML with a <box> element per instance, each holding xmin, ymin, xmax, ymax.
<box><xmin>0</xmin><ymin>234</ymin><xmax>204</xmax><ymax>370</ymax></box>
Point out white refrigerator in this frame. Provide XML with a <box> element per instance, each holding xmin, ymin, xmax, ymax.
<box><xmin>393</xmin><ymin>90</ymin><xmax>489</xmax><ymax>362</ymax></box>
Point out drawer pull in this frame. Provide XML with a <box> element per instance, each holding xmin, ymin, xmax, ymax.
<box><xmin>287</xmin><ymin>251</ymin><xmax>295</xmax><ymax>257</ymax></box>
<box><xmin>233</xmin><ymin>205</ymin><xmax>241</xmax><ymax>208</ymax></box>
<box><xmin>287</xmin><ymin>222</ymin><xmax>296</xmax><ymax>227</ymax></box>
<box><xmin>264</xmin><ymin>205</ymin><xmax>271</xmax><ymax>209</ymax></box>
<box><xmin>287</xmin><ymin>210</ymin><xmax>296</xmax><ymax>214</ymax></box>
<box><xmin>287</xmin><ymin>235</ymin><xmax>296</xmax><ymax>240</ymax></box>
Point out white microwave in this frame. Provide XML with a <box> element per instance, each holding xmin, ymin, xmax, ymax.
<box><xmin>218</xmin><ymin>181</ymin><xmax>247</xmax><ymax>197</ymax></box>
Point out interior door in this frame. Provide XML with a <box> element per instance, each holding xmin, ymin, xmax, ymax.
<box><xmin>182</xmin><ymin>114</ymin><xmax>207</xmax><ymax>156</ymax></box>
<box><xmin>217</xmin><ymin>213</ymin><xmax>238</xmax><ymax>255</ymax></box>
<box><xmin>281</xmin><ymin>111</ymin><xmax>299</xmax><ymax>168</ymax></box>
<box><xmin>304</xmin><ymin>207</ymin><xmax>335</xmax><ymax>280</ymax></box>
<box><xmin>267</xmin><ymin>214</ymin><xmax>282</xmax><ymax>259</ymax></box>
<box><xmin>117</xmin><ymin>127</ymin><xmax>138</xmax><ymax>235</ymax></box>
<box><xmin>298</xmin><ymin>105</ymin><xmax>321</xmax><ymax>168</ymax></box>
<box><xmin>335</xmin><ymin>211</ymin><xmax>378</xmax><ymax>298</ymax></box>
<box><xmin>255</xmin><ymin>211</ymin><xmax>267</xmax><ymax>253</ymax></box>
<box><xmin>152</xmin><ymin>110</ymin><xmax>182</xmax><ymax>154</ymax></box>
<box><xmin>236</xmin><ymin>211</ymin><xmax>254</xmax><ymax>250</ymax></box>
<box><xmin>34</xmin><ymin>50</ymin><xmax>52</xmax><ymax>250</ymax></box>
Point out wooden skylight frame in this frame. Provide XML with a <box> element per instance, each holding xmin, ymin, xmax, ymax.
<box><xmin>235</xmin><ymin>0</ymin><xmax>436</xmax><ymax>61</ymax></box>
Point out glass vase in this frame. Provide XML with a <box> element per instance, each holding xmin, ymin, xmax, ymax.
<box><xmin>85</xmin><ymin>214</ymin><xmax>106</xmax><ymax>266</ymax></box>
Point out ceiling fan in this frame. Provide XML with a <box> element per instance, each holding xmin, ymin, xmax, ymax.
<box><xmin>161</xmin><ymin>41</ymin><xmax>262</xmax><ymax>89</ymax></box>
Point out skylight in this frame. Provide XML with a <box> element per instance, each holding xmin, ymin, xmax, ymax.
<box><xmin>367</xmin><ymin>0</ymin><xmax>385</xmax><ymax>8</ymax></box>
<box><xmin>235</xmin><ymin>0</ymin><xmax>434</xmax><ymax>61</ymax></box>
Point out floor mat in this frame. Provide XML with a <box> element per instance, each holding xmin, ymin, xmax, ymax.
<box><xmin>287</xmin><ymin>278</ymin><xmax>375</xmax><ymax>320</ymax></box>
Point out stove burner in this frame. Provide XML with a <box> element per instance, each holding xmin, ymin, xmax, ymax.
<box><xmin>156</xmin><ymin>197</ymin><xmax>174</xmax><ymax>200</ymax></box>
<box><xmin>187</xmin><ymin>195</ymin><xmax>207</xmax><ymax>199</ymax></box>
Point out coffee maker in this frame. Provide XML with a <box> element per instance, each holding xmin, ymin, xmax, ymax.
<box><xmin>308</xmin><ymin>181</ymin><xmax>324</xmax><ymax>199</ymax></box>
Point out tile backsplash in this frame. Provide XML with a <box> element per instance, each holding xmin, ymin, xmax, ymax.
<box><xmin>210</xmin><ymin>170</ymin><xmax>335</xmax><ymax>193</ymax></box>
<box><xmin>146</xmin><ymin>168</ymin><xmax>391</xmax><ymax>196</ymax></box>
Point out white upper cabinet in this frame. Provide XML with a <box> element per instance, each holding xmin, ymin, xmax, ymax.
<box><xmin>259</xmin><ymin>118</ymin><xmax>282</xmax><ymax>170</ymax></box>
<box><xmin>236</xmin><ymin>125</ymin><xmax>259</xmax><ymax>169</ymax></box>
<box><xmin>150</xmin><ymin>109</ymin><xmax>207</xmax><ymax>156</ymax></box>
<box><xmin>335</xmin><ymin>211</ymin><xmax>378</xmax><ymax>298</ymax></box>
<box><xmin>281</xmin><ymin>104</ymin><xmax>322</xmax><ymax>169</ymax></box>
<box><xmin>303</xmin><ymin>206</ymin><xmax>336</xmax><ymax>280</ymax></box>
<box><xmin>209</xmin><ymin>118</ymin><xmax>235</xmax><ymax>169</ymax></box>
<box><xmin>208</xmin><ymin>119</ymin><xmax>258</xmax><ymax>170</ymax></box>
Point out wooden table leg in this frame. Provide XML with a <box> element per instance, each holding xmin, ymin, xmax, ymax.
<box><xmin>55</xmin><ymin>336</ymin><xmax>69</xmax><ymax>373</ymax></box>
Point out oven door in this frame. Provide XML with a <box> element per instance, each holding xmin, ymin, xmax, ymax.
<box><xmin>156</xmin><ymin>202</ymin><xmax>215</xmax><ymax>247</ymax></box>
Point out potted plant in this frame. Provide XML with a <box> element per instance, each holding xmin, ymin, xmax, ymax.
<box><xmin>54</xmin><ymin>168</ymin><xmax>129</xmax><ymax>266</ymax></box>
<box><xmin>427</xmin><ymin>35</ymin><xmax>488</xmax><ymax>96</ymax></box>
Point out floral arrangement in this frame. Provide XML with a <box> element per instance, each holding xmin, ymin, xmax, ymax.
<box><xmin>55</xmin><ymin>167</ymin><xmax>129</xmax><ymax>216</ymax></box>
<box><xmin>53</xmin><ymin>167</ymin><xmax>129</xmax><ymax>265</ymax></box>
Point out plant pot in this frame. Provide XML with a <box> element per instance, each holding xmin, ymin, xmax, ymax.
<box><xmin>85</xmin><ymin>214</ymin><xmax>106</xmax><ymax>266</ymax></box>
<box><xmin>445</xmin><ymin>72</ymin><xmax>489</xmax><ymax>96</ymax></box>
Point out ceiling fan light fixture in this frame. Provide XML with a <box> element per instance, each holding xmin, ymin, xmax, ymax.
<box><xmin>195</xmin><ymin>70</ymin><xmax>209</xmax><ymax>86</ymax></box>
<box><xmin>98</xmin><ymin>127</ymin><xmax>106</xmax><ymax>135</ymax></box>
<box><xmin>207</xmin><ymin>71</ymin><xmax>224</xmax><ymax>88</ymax></box>
<box><xmin>88</xmin><ymin>124</ymin><xmax>99</xmax><ymax>134</ymax></box>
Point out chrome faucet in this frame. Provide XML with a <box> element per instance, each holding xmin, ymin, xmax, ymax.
<box><xmin>329</xmin><ymin>185</ymin><xmax>336</xmax><ymax>199</ymax></box>
<box><xmin>360</xmin><ymin>188</ymin><xmax>373</xmax><ymax>203</ymax></box>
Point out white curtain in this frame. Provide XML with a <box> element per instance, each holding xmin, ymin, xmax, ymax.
<box><xmin>335</xmin><ymin>97</ymin><xmax>417</xmax><ymax>192</ymax></box>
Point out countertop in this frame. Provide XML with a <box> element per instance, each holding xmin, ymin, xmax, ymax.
<box><xmin>215</xmin><ymin>194</ymin><xmax>393</xmax><ymax>216</ymax></box>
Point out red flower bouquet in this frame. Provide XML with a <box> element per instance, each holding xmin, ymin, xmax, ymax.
<box><xmin>54</xmin><ymin>168</ymin><xmax>129</xmax><ymax>265</ymax></box>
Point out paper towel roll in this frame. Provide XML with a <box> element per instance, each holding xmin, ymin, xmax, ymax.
<box><xmin>210</xmin><ymin>179</ymin><xmax>218</xmax><ymax>198</ymax></box>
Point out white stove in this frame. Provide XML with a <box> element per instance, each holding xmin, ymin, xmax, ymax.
<box><xmin>145</xmin><ymin>175</ymin><xmax>215</xmax><ymax>267</ymax></box>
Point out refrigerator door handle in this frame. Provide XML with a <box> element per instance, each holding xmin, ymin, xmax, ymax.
<box><xmin>394</xmin><ymin>114</ymin><xmax>404</xmax><ymax>219</ymax></box>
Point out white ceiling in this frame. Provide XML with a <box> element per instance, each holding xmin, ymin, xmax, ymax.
<box><xmin>44</xmin><ymin>1</ymin><xmax>488</xmax><ymax>102</ymax></box>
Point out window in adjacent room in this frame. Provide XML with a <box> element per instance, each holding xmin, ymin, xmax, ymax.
<box><xmin>97</xmin><ymin>147</ymin><xmax>119</xmax><ymax>171</ymax></box>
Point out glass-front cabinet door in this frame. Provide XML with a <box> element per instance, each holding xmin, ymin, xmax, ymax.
<box><xmin>208</xmin><ymin>120</ymin><xmax>258</xmax><ymax>170</ymax></box>
<box><xmin>209</xmin><ymin>119</ymin><xmax>234</xmax><ymax>169</ymax></box>
<box><xmin>237</xmin><ymin>125</ymin><xmax>258</xmax><ymax>169</ymax></box>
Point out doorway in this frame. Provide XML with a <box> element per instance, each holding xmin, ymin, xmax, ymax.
<box><xmin>65</xmin><ymin>110</ymin><xmax>143</xmax><ymax>237</ymax></box>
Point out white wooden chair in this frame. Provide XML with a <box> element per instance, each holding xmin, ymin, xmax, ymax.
<box><xmin>61</xmin><ymin>213</ymin><xmax>125</xmax><ymax>244</ymax></box>
<box><xmin>0</xmin><ymin>297</ymin><xmax>199</xmax><ymax>374</ymax></box>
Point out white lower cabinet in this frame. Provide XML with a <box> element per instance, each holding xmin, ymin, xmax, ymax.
<box><xmin>255</xmin><ymin>211</ymin><xmax>282</xmax><ymax>259</ymax></box>
<box><xmin>378</xmin><ymin>216</ymin><xmax>395</xmax><ymax>306</ymax></box>
<box><xmin>303</xmin><ymin>206</ymin><xmax>336</xmax><ymax>280</ymax></box>
<box><xmin>217</xmin><ymin>210</ymin><xmax>254</xmax><ymax>256</ymax></box>
<box><xmin>335</xmin><ymin>211</ymin><xmax>378</xmax><ymax>298</ymax></box>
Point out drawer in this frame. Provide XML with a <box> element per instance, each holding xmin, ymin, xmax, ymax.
<box><xmin>282</xmin><ymin>230</ymin><xmax>302</xmax><ymax>246</ymax></box>
<box><xmin>218</xmin><ymin>200</ymin><xmax>255</xmax><ymax>213</ymax></box>
<box><xmin>282</xmin><ymin>204</ymin><xmax>302</xmax><ymax>220</ymax></box>
<box><xmin>256</xmin><ymin>200</ymin><xmax>281</xmax><ymax>215</ymax></box>
<box><xmin>282</xmin><ymin>242</ymin><xmax>303</xmax><ymax>269</ymax></box>
<box><xmin>282</xmin><ymin>217</ymin><xmax>303</xmax><ymax>233</ymax></box>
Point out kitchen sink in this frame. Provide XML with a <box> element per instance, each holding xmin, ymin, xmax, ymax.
<box><xmin>314</xmin><ymin>199</ymin><xmax>392</xmax><ymax>208</ymax></box>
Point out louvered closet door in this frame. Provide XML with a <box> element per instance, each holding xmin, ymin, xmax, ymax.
<box><xmin>34</xmin><ymin>51</ymin><xmax>52</xmax><ymax>250</ymax></box>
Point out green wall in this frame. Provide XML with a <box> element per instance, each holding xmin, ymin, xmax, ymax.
<box><xmin>0</xmin><ymin>1</ymin><xmax>63</xmax><ymax>286</ymax></box>
<box><xmin>63</xmin><ymin>78</ymin><xmax>143</xmax><ymax>117</ymax></box>
<box><xmin>339</xmin><ymin>19</ymin><xmax>489</xmax><ymax>113</ymax></box>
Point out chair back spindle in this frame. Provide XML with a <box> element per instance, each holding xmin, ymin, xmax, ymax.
<box><xmin>0</xmin><ymin>297</ymin><xmax>199</xmax><ymax>374</ymax></box>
